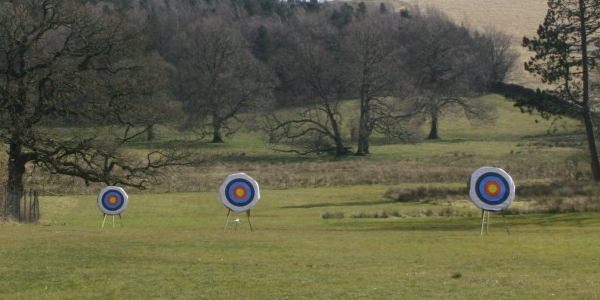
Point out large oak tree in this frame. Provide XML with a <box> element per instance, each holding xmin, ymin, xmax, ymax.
<box><xmin>0</xmin><ymin>0</ymin><xmax>184</xmax><ymax>219</ymax></box>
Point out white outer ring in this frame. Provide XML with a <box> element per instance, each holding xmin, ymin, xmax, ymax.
<box><xmin>97</xmin><ymin>186</ymin><xmax>129</xmax><ymax>215</ymax></box>
<box><xmin>469</xmin><ymin>167</ymin><xmax>515</xmax><ymax>211</ymax></box>
<box><xmin>219</xmin><ymin>173</ymin><xmax>260</xmax><ymax>213</ymax></box>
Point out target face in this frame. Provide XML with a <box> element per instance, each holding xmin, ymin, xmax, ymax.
<box><xmin>97</xmin><ymin>186</ymin><xmax>129</xmax><ymax>215</ymax></box>
<box><xmin>469</xmin><ymin>167</ymin><xmax>515</xmax><ymax>211</ymax></box>
<box><xmin>219</xmin><ymin>173</ymin><xmax>260</xmax><ymax>212</ymax></box>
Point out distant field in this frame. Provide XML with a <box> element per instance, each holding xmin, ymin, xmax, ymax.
<box><xmin>21</xmin><ymin>94</ymin><xmax>585</xmax><ymax>195</ymax></box>
<box><xmin>358</xmin><ymin>0</ymin><xmax>549</xmax><ymax>86</ymax></box>
<box><xmin>1</xmin><ymin>187</ymin><xmax>600</xmax><ymax>299</ymax></box>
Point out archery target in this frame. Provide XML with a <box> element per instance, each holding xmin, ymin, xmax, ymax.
<box><xmin>469</xmin><ymin>167</ymin><xmax>515</xmax><ymax>211</ymax></box>
<box><xmin>220</xmin><ymin>173</ymin><xmax>260</xmax><ymax>212</ymax></box>
<box><xmin>97</xmin><ymin>186</ymin><xmax>129</xmax><ymax>215</ymax></box>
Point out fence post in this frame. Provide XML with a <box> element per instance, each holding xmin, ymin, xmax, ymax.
<box><xmin>1</xmin><ymin>188</ymin><xmax>40</xmax><ymax>223</ymax></box>
<box><xmin>20</xmin><ymin>190</ymin><xmax>23</xmax><ymax>222</ymax></box>
<box><xmin>1</xmin><ymin>187</ymin><xmax>4</xmax><ymax>219</ymax></box>
<box><xmin>35</xmin><ymin>191</ymin><xmax>40</xmax><ymax>222</ymax></box>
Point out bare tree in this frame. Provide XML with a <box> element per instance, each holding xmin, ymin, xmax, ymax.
<box><xmin>264</xmin><ymin>13</ymin><xmax>352</xmax><ymax>155</ymax></box>
<box><xmin>175</xmin><ymin>16</ymin><xmax>274</xmax><ymax>143</ymax></box>
<box><xmin>475</xmin><ymin>28</ymin><xmax>518</xmax><ymax>86</ymax></box>
<box><xmin>343</xmin><ymin>14</ymin><xmax>407</xmax><ymax>155</ymax></box>
<box><xmin>402</xmin><ymin>10</ymin><xmax>511</xmax><ymax>139</ymax></box>
<box><xmin>0</xmin><ymin>0</ymin><xmax>185</xmax><ymax>219</ymax></box>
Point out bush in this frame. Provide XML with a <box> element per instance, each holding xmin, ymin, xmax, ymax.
<box><xmin>321</xmin><ymin>211</ymin><xmax>344</xmax><ymax>219</ymax></box>
<box><xmin>384</xmin><ymin>186</ymin><xmax>466</xmax><ymax>202</ymax></box>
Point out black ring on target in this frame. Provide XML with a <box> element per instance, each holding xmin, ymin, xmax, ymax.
<box><xmin>475</xmin><ymin>172</ymin><xmax>510</xmax><ymax>205</ymax></box>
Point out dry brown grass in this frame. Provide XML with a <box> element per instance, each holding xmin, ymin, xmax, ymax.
<box><xmin>15</xmin><ymin>149</ymin><xmax>590</xmax><ymax>196</ymax></box>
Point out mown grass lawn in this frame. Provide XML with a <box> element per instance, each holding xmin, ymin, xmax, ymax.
<box><xmin>1</xmin><ymin>94</ymin><xmax>595</xmax><ymax>299</ymax></box>
<box><xmin>1</xmin><ymin>186</ymin><xmax>599</xmax><ymax>299</ymax></box>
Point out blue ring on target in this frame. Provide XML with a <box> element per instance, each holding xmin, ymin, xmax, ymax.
<box><xmin>101</xmin><ymin>190</ymin><xmax>125</xmax><ymax>212</ymax></box>
<box><xmin>225</xmin><ymin>179</ymin><xmax>256</xmax><ymax>207</ymax></box>
<box><xmin>475</xmin><ymin>172</ymin><xmax>510</xmax><ymax>205</ymax></box>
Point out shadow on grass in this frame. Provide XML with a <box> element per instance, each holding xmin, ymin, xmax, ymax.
<box><xmin>330</xmin><ymin>212</ymin><xmax>600</xmax><ymax>232</ymax></box>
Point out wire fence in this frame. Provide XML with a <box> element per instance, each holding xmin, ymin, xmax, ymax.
<box><xmin>0</xmin><ymin>188</ymin><xmax>40</xmax><ymax>223</ymax></box>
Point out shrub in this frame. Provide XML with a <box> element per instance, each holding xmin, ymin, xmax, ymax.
<box><xmin>321</xmin><ymin>212</ymin><xmax>344</xmax><ymax>219</ymax></box>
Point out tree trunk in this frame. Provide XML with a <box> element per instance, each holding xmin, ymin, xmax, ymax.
<box><xmin>326</xmin><ymin>107</ymin><xmax>347</xmax><ymax>156</ymax></box>
<box><xmin>211</xmin><ymin>117</ymin><xmax>224</xmax><ymax>143</ymax></box>
<box><xmin>582</xmin><ymin>112</ymin><xmax>600</xmax><ymax>180</ymax></box>
<box><xmin>578</xmin><ymin>0</ymin><xmax>600</xmax><ymax>181</ymax></box>
<box><xmin>333</xmin><ymin>135</ymin><xmax>346</xmax><ymax>156</ymax></box>
<box><xmin>146</xmin><ymin>124</ymin><xmax>155</xmax><ymax>141</ymax></box>
<box><xmin>6</xmin><ymin>141</ymin><xmax>26</xmax><ymax>219</ymax></box>
<box><xmin>427</xmin><ymin>109</ymin><xmax>440</xmax><ymax>140</ymax></box>
<box><xmin>356</xmin><ymin>96</ymin><xmax>370</xmax><ymax>156</ymax></box>
<box><xmin>355</xmin><ymin>122</ymin><xmax>370</xmax><ymax>155</ymax></box>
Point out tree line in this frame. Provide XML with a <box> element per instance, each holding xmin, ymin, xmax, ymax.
<box><xmin>0</xmin><ymin>0</ymin><xmax>516</xmax><ymax>218</ymax></box>
<box><xmin>16</xmin><ymin>0</ymin><xmax>600</xmax><ymax>220</ymax></box>
<box><xmin>144</xmin><ymin>0</ymin><xmax>515</xmax><ymax>155</ymax></box>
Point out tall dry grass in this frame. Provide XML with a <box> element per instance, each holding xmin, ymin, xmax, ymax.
<box><xmin>12</xmin><ymin>151</ymin><xmax>589</xmax><ymax>195</ymax></box>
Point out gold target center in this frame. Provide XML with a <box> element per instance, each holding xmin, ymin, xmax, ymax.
<box><xmin>108</xmin><ymin>195</ymin><xmax>118</xmax><ymax>205</ymax></box>
<box><xmin>235</xmin><ymin>188</ymin><xmax>246</xmax><ymax>197</ymax></box>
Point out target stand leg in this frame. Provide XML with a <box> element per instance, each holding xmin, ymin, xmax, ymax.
<box><xmin>501</xmin><ymin>212</ymin><xmax>510</xmax><ymax>235</ymax></box>
<box><xmin>118</xmin><ymin>214</ymin><xmax>124</xmax><ymax>227</ymax></box>
<box><xmin>247</xmin><ymin>210</ymin><xmax>253</xmax><ymax>232</ymax></box>
<box><xmin>224</xmin><ymin>209</ymin><xmax>232</xmax><ymax>232</ymax></box>
<box><xmin>480</xmin><ymin>210</ymin><xmax>484</xmax><ymax>235</ymax></box>
<box><xmin>480</xmin><ymin>210</ymin><xmax>490</xmax><ymax>235</ymax></box>
<box><xmin>102</xmin><ymin>214</ymin><xmax>108</xmax><ymax>229</ymax></box>
<box><xmin>224</xmin><ymin>209</ymin><xmax>254</xmax><ymax>232</ymax></box>
<box><xmin>112</xmin><ymin>215</ymin><xmax>116</xmax><ymax>228</ymax></box>
<box><xmin>486</xmin><ymin>211</ymin><xmax>490</xmax><ymax>234</ymax></box>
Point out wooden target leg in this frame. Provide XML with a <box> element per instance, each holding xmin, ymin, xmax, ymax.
<box><xmin>480</xmin><ymin>210</ymin><xmax>485</xmax><ymax>236</ymax></box>
<box><xmin>486</xmin><ymin>211</ymin><xmax>490</xmax><ymax>234</ymax></box>
<box><xmin>112</xmin><ymin>215</ymin><xmax>115</xmax><ymax>228</ymax></box>
<box><xmin>119</xmin><ymin>214</ymin><xmax>123</xmax><ymax>227</ymax></box>
<box><xmin>224</xmin><ymin>209</ymin><xmax>231</xmax><ymax>231</ymax></box>
<box><xmin>502</xmin><ymin>212</ymin><xmax>510</xmax><ymax>235</ymax></box>
<box><xmin>102</xmin><ymin>214</ymin><xmax>107</xmax><ymax>229</ymax></box>
<box><xmin>247</xmin><ymin>210</ymin><xmax>253</xmax><ymax>232</ymax></box>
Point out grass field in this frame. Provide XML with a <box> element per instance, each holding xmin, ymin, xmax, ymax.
<box><xmin>1</xmin><ymin>187</ymin><xmax>600</xmax><ymax>299</ymax></box>
<box><xmin>0</xmin><ymin>1</ymin><xmax>596</xmax><ymax>298</ymax></box>
<box><xmin>2</xmin><ymin>93</ymin><xmax>598</xmax><ymax>299</ymax></box>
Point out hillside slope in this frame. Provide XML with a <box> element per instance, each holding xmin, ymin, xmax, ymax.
<box><xmin>357</xmin><ymin>0</ymin><xmax>548</xmax><ymax>87</ymax></box>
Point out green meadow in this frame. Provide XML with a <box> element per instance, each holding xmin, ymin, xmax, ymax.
<box><xmin>1</xmin><ymin>188</ymin><xmax>600</xmax><ymax>299</ymax></box>
<box><xmin>2</xmin><ymin>94</ymin><xmax>599</xmax><ymax>299</ymax></box>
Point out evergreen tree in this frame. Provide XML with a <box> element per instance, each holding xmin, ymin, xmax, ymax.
<box><xmin>523</xmin><ymin>0</ymin><xmax>600</xmax><ymax>181</ymax></box>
